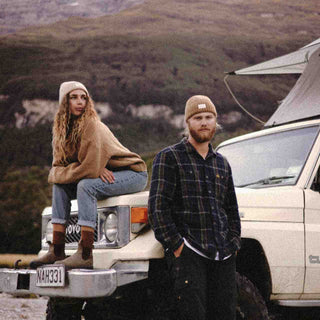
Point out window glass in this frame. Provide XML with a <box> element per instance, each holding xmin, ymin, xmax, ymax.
<box><xmin>218</xmin><ymin>126</ymin><xmax>319</xmax><ymax>188</ymax></box>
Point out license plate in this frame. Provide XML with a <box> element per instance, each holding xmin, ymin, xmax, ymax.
<box><xmin>36</xmin><ymin>264</ymin><xmax>66</xmax><ymax>287</ymax></box>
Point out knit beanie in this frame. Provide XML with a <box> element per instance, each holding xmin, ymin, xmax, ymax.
<box><xmin>59</xmin><ymin>81</ymin><xmax>89</xmax><ymax>106</ymax></box>
<box><xmin>185</xmin><ymin>95</ymin><xmax>217</xmax><ymax>121</ymax></box>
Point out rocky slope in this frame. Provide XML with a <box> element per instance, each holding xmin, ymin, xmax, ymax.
<box><xmin>0</xmin><ymin>0</ymin><xmax>145</xmax><ymax>34</ymax></box>
<box><xmin>11</xmin><ymin>97</ymin><xmax>201</xmax><ymax>131</ymax></box>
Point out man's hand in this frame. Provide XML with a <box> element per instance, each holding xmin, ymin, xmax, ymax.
<box><xmin>99</xmin><ymin>168</ymin><xmax>115</xmax><ymax>183</ymax></box>
<box><xmin>174</xmin><ymin>243</ymin><xmax>184</xmax><ymax>258</ymax></box>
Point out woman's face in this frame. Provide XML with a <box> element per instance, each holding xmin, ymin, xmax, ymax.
<box><xmin>68</xmin><ymin>89</ymin><xmax>88</xmax><ymax>116</ymax></box>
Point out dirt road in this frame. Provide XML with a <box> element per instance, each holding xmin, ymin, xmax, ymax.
<box><xmin>0</xmin><ymin>293</ymin><xmax>48</xmax><ymax>320</ymax></box>
<box><xmin>1</xmin><ymin>293</ymin><xmax>320</xmax><ymax>320</ymax></box>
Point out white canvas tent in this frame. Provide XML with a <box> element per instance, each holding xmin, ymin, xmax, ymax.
<box><xmin>229</xmin><ymin>38</ymin><xmax>320</xmax><ymax>127</ymax></box>
<box><xmin>266</xmin><ymin>46</ymin><xmax>320</xmax><ymax>126</ymax></box>
<box><xmin>231</xmin><ymin>38</ymin><xmax>320</xmax><ymax>75</ymax></box>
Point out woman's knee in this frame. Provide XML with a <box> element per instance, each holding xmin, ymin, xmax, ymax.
<box><xmin>77</xmin><ymin>179</ymin><xmax>90</xmax><ymax>192</ymax></box>
<box><xmin>53</xmin><ymin>183</ymin><xmax>63</xmax><ymax>193</ymax></box>
<box><xmin>77</xmin><ymin>179</ymin><xmax>97</xmax><ymax>198</ymax></box>
<box><xmin>52</xmin><ymin>184</ymin><xmax>68</xmax><ymax>201</ymax></box>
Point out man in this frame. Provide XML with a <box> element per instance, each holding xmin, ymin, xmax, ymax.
<box><xmin>148</xmin><ymin>95</ymin><xmax>241</xmax><ymax>320</ymax></box>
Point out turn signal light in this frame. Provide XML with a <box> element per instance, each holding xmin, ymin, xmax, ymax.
<box><xmin>131</xmin><ymin>207</ymin><xmax>148</xmax><ymax>223</ymax></box>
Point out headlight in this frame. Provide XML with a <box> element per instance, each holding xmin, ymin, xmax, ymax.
<box><xmin>104</xmin><ymin>213</ymin><xmax>118</xmax><ymax>242</ymax></box>
<box><xmin>46</xmin><ymin>220</ymin><xmax>53</xmax><ymax>243</ymax></box>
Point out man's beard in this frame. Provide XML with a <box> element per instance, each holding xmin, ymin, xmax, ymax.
<box><xmin>189</xmin><ymin>127</ymin><xmax>215</xmax><ymax>143</ymax></box>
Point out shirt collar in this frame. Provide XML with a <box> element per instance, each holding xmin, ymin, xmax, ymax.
<box><xmin>182</xmin><ymin>137</ymin><xmax>217</xmax><ymax>159</ymax></box>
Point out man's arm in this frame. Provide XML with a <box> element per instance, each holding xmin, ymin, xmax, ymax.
<box><xmin>225</xmin><ymin>163</ymin><xmax>241</xmax><ymax>249</ymax></box>
<box><xmin>148</xmin><ymin>150</ymin><xmax>184</xmax><ymax>254</ymax></box>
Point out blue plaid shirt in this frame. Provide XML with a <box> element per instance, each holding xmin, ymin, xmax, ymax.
<box><xmin>148</xmin><ymin>138</ymin><xmax>241</xmax><ymax>260</ymax></box>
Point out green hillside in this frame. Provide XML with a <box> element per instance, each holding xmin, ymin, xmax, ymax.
<box><xmin>1</xmin><ymin>0</ymin><xmax>319</xmax><ymax>175</ymax></box>
<box><xmin>1</xmin><ymin>0</ymin><xmax>319</xmax><ymax>124</ymax></box>
<box><xmin>1</xmin><ymin>0</ymin><xmax>319</xmax><ymax>253</ymax></box>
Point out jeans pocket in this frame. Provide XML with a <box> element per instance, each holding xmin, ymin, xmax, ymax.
<box><xmin>172</xmin><ymin>253</ymin><xmax>192</xmax><ymax>291</ymax></box>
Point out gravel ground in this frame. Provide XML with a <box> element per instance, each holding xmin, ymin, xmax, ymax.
<box><xmin>1</xmin><ymin>293</ymin><xmax>320</xmax><ymax>320</ymax></box>
<box><xmin>0</xmin><ymin>293</ymin><xmax>48</xmax><ymax>320</ymax></box>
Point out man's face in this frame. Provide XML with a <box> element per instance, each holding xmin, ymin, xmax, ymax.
<box><xmin>187</xmin><ymin>112</ymin><xmax>216</xmax><ymax>143</ymax></box>
<box><xmin>68</xmin><ymin>89</ymin><xmax>88</xmax><ymax>116</ymax></box>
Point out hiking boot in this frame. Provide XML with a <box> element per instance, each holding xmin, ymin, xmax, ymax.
<box><xmin>29</xmin><ymin>242</ymin><xmax>66</xmax><ymax>269</ymax></box>
<box><xmin>55</xmin><ymin>240</ymin><xmax>93</xmax><ymax>270</ymax></box>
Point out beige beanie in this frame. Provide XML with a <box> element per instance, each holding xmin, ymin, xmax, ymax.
<box><xmin>185</xmin><ymin>95</ymin><xmax>217</xmax><ymax>121</ymax></box>
<box><xmin>59</xmin><ymin>81</ymin><xmax>89</xmax><ymax>106</ymax></box>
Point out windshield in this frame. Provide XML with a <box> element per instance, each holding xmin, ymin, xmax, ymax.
<box><xmin>217</xmin><ymin>126</ymin><xmax>319</xmax><ymax>188</ymax></box>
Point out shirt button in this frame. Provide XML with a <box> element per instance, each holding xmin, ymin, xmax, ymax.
<box><xmin>206</xmin><ymin>176</ymin><xmax>209</xmax><ymax>179</ymax></box>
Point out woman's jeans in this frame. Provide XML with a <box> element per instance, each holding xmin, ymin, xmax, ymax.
<box><xmin>51</xmin><ymin>170</ymin><xmax>148</xmax><ymax>229</ymax></box>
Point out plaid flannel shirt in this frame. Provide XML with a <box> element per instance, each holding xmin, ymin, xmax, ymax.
<box><xmin>148</xmin><ymin>138</ymin><xmax>241</xmax><ymax>260</ymax></box>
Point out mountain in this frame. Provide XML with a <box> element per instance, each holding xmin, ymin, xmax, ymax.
<box><xmin>1</xmin><ymin>0</ymin><xmax>320</xmax><ymax>168</ymax></box>
<box><xmin>0</xmin><ymin>0</ymin><xmax>145</xmax><ymax>35</ymax></box>
<box><xmin>9</xmin><ymin>0</ymin><xmax>320</xmax><ymax>40</ymax></box>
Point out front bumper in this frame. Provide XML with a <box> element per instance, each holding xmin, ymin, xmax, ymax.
<box><xmin>0</xmin><ymin>261</ymin><xmax>148</xmax><ymax>298</ymax></box>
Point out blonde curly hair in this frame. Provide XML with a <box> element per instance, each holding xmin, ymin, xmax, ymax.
<box><xmin>52</xmin><ymin>92</ymin><xmax>99</xmax><ymax>165</ymax></box>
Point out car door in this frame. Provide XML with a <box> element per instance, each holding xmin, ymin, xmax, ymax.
<box><xmin>303</xmin><ymin>156</ymin><xmax>320</xmax><ymax>296</ymax></box>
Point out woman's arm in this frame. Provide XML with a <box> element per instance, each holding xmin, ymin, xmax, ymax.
<box><xmin>48</xmin><ymin>121</ymin><xmax>109</xmax><ymax>184</ymax></box>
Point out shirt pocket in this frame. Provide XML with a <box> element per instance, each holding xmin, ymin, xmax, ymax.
<box><xmin>214</xmin><ymin>172</ymin><xmax>227</xmax><ymax>200</ymax></box>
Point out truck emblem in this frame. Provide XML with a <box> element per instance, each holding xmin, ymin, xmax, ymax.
<box><xmin>66</xmin><ymin>224</ymin><xmax>81</xmax><ymax>235</ymax></box>
<box><xmin>309</xmin><ymin>255</ymin><xmax>320</xmax><ymax>264</ymax></box>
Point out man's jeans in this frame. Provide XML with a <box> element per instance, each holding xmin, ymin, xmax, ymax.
<box><xmin>166</xmin><ymin>245</ymin><xmax>237</xmax><ymax>320</ymax></box>
<box><xmin>51</xmin><ymin>170</ymin><xmax>148</xmax><ymax>228</ymax></box>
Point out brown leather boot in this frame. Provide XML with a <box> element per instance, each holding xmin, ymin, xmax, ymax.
<box><xmin>54</xmin><ymin>240</ymin><xmax>93</xmax><ymax>269</ymax></box>
<box><xmin>29</xmin><ymin>231</ymin><xmax>66</xmax><ymax>269</ymax></box>
<box><xmin>55</xmin><ymin>230</ymin><xmax>94</xmax><ymax>269</ymax></box>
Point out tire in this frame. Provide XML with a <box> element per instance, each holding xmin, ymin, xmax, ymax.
<box><xmin>236</xmin><ymin>272</ymin><xmax>270</xmax><ymax>320</ymax></box>
<box><xmin>46</xmin><ymin>297</ymin><xmax>84</xmax><ymax>320</ymax></box>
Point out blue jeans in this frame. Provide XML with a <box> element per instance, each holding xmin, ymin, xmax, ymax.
<box><xmin>51</xmin><ymin>170</ymin><xmax>148</xmax><ymax>228</ymax></box>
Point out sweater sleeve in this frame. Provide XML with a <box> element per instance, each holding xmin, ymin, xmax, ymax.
<box><xmin>48</xmin><ymin>121</ymin><xmax>109</xmax><ymax>184</ymax></box>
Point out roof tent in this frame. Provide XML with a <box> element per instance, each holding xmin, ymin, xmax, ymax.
<box><xmin>231</xmin><ymin>38</ymin><xmax>320</xmax><ymax>75</ymax></box>
<box><xmin>228</xmin><ymin>38</ymin><xmax>320</xmax><ymax>127</ymax></box>
<box><xmin>266</xmin><ymin>46</ymin><xmax>320</xmax><ymax>127</ymax></box>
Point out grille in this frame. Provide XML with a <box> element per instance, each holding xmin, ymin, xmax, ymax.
<box><xmin>65</xmin><ymin>215</ymin><xmax>98</xmax><ymax>244</ymax></box>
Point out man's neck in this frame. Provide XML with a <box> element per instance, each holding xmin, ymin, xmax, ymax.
<box><xmin>188</xmin><ymin>137</ymin><xmax>210</xmax><ymax>159</ymax></box>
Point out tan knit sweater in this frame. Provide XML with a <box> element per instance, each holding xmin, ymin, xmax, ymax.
<box><xmin>48</xmin><ymin>119</ymin><xmax>147</xmax><ymax>184</ymax></box>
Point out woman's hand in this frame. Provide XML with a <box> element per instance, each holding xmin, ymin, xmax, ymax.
<box><xmin>99</xmin><ymin>168</ymin><xmax>115</xmax><ymax>183</ymax></box>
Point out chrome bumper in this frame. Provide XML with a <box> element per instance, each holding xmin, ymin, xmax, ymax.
<box><xmin>0</xmin><ymin>261</ymin><xmax>148</xmax><ymax>298</ymax></box>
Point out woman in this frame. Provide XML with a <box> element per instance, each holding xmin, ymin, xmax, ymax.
<box><xmin>30</xmin><ymin>81</ymin><xmax>148</xmax><ymax>269</ymax></box>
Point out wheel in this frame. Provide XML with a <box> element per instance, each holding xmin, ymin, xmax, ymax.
<box><xmin>46</xmin><ymin>297</ymin><xmax>84</xmax><ymax>320</ymax></box>
<box><xmin>236</xmin><ymin>272</ymin><xmax>270</xmax><ymax>320</ymax></box>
